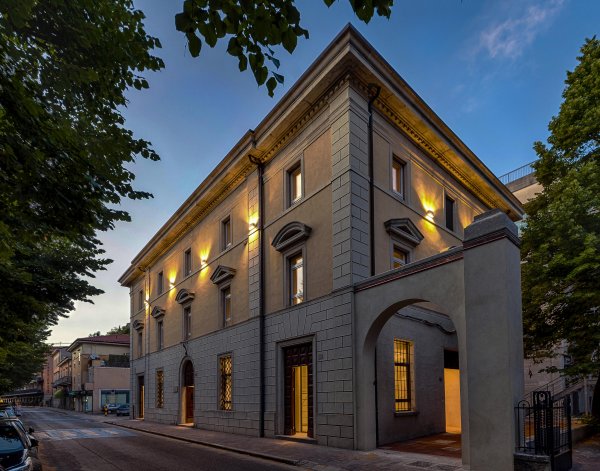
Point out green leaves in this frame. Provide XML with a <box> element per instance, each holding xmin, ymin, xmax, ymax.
<box><xmin>521</xmin><ymin>38</ymin><xmax>600</xmax><ymax>397</ymax></box>
<box><xmin>0</xmin><ymin>0</ymin><xmax>163</xmax><ymax>393</ymax></box>
<box><xmin>175</xmin><ymin>0</ymin><xmax>394</xmax><ymax>96</ymax></box>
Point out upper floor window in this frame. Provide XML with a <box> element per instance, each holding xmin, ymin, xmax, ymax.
<box><xmin>137</xmin><ymin>331</ymin><xmax>143</xmax><ymax>357</ymax></box>
<box><xmin>288</xmin><ymin>163</ymin><xmax>303</xmax><ymax>206</ymax></box>
<box><xmin>221</xmin><ymin>216</ymin><xmax>232</xmax><ymax>251</ymax></box>
<box><xmin>392</xmin><ymin>157</ymin><xmax>406</xmax><ymax>197</ymax></box>
<box><xmin>392</xmin><ymin>243</ymin><xmax>408</xmax><ymax>269</ymax></box>
<box><xmin>157</xmin><ymin>320</ymin><xmax>164</xmax><ymax>350</ymax></box>
<box><xmin>157</xmin><ymin>271</ymin><xmax>164</xmax><ymax>295</ymax></box>
<box><xmin>222</xmin><ymin>286</ymin><xmax>232</xmax><ymax>327</ymax></box>
<box><xmin>445</xmin><ymin>194</ymin><xmax>455</xmax><ymax>232</ymax></box>
<box><xmin>184</xmin><ymin>248</ymin><xmax>192</xmax><ymax>276</ymax></box>
<box><xmin>288</xmin><ymin>252</ymin><xmax>304</xmax><ymax>305</ymax></box>
<box><xmin>183</xmin><ymin>305</ymin><xmax>192</xmax><ymax>340</ymax></box>
<box><xmin>394</xmin><ymin>339</ymin><xmax>413</xmax><ymax>412</ymax></box>
<box><xmin>219</xmin><ymin>355</ymin><xmax>233</xmax><ymax>411</ymax></box>
<box><xmin>138</xmin><ymin>290</ymin><xmax>144</xmax><ymax>311</ymax></box>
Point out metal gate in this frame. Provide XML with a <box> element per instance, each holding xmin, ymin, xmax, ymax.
<box><xmin>515</xmin><ymin>391</ymin><xmax>573</xmax><ymax>470</ymax></box>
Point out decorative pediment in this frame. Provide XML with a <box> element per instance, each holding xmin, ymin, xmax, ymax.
<box><xmin>132</xmin><ymin>320</ymin><xmax>144</xmax><ymax>331</ymax></box>
<box><xmin>271</xmin><ymin>222</ymin><xmax>312</xmax><ymax>252</ymax></box>
<box><xmin>210</xmin><ymin>265</ymin><xmax>236</xmax><ymax>285</ymax></box>
<box><xmin>175</xmin><ymin>289</ymin><xmax>195</xmax><ymax>305</ymax></box>
<box><xmin>384</xmin><ymin>218</ymin><xmax>424</xmax><ymax>247</ymax></box>
<box><xmin>150</xmin><ymin>306</ymin><xmax>165</xmax><ymax>320</ymax></box>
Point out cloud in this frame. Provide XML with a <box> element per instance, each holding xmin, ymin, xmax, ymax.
<box><xmin>477</xmin><ymin>0</ymin><xmax>564</xmax><ymax>60</ymax></box>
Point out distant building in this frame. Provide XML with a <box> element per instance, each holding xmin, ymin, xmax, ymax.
<box><xmin>67</xmin><ymin>334</ymin><xmax>130</xmax><ymax>413</ymax></box>
<box><xmin>52</xmin><ymin>347</ymin><xmax>72</xmax><ymax>409</ymax></box>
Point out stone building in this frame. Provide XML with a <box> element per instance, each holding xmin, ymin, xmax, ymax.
<box><xmin>120</xmin><ymin>25</ymin><xmax>524</xmax><ymax>471</ymax></box>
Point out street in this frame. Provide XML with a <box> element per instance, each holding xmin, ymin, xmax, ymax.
<box><xmin>22</xmin><ymin>408</ymin><xmax>298</xmax><ymax>471</ymax></box>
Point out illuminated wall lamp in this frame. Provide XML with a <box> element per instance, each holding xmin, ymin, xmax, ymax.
<box><xmin>200</xmin><ymin>258</ymin><xmax>208</xmax><ymax>269</ymax></box>
<box><xmin>425</xmin><ymin>209</ymin><xmax>435</xmax><ymax>221</ymax></box>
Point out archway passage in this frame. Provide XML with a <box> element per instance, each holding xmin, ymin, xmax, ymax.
<box><xmin>182</xmin><ymin>360</ymin><xmax>194</xmax><ymax>424</ymax></box>
<box><xmin>354</xmin><ymin>211</ymin><xmax>524</xmax><ymax>471</ymax></box>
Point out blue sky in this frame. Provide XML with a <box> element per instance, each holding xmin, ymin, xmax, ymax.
<box><xmin>49</xmin><ymin>0</ymin><xmax>600</xmax><ymax>343</ymax></box>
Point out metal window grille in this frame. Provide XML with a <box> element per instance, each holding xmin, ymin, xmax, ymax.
<box><xmin>219</xmin><ymin>356</ymin><xmax>232</xmax><ymax>410</ymax></box>
<box><xmin>156</xmin><ymin>370</ymin><xmax>164</xmax><ymax>408</ymax></box>
<box><xmin>394</xmin><ymin>339</ymin><xmax>412</xmax><ymax>412</ymax></box>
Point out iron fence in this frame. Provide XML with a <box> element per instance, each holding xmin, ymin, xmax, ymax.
<box><xmin>515</xmin><ymin>391</ymin><xmax>572</xmax><ymax>470</ymax></box>
<box><xmin>499</xmin><ymin>161</ymin><xmax>537</xmax><ymax>185</ymax></box>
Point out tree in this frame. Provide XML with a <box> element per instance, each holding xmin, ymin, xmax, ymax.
<box><xmin>0</xmin><ymin>0</ymin><xmax>163</xmax><ymax>394</ymax></box>
<box><xmin>107</xmin><ymin>324</ymin><xmax>130</xmax><ymax>335</ymax></box>
<box><xmin>175</xmin><ymin>0</ymin><xmax>394</xmax><ymax>96</ymax></box>
<box><xmin>521</xmin><ymin>37</ymin><xmax>600</xmax><ymax>417</ymax></box>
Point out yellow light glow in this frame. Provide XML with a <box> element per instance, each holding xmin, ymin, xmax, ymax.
<box><xmin>248</xmin><ymin>214</ymin><xmax>259</xmax><ymax>232</ymax></box>
<box><xmin>426</xmin><ymin>209</ymin><xmax>435</xmax><ymax>221</ymax></box>
<box><xmin>200</xmin><ymin>248</ymin><xmax>210</xmax><ymax>269</ymax></box>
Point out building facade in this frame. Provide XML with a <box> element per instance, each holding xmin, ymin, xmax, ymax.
<box><xmin>67</xmin><ymin>334</ymin><xmax>130</xmax><ymax>413</ymax></box>
<box><xmin>120</xmin><ymin>26</ymin><xmax>524</xmax><ymax>470</ymax></box>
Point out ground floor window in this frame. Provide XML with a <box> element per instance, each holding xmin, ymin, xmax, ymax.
<box><xmin>100</xmin><ymin>390</ymin><xmax>130</xmax><ymax>409</ymax></box>
<box><xmin>156</xmin><ymin>370</ymin><xmax>164</xmax><ymax>408</ymax></box>
<box><xmin>394</xmin><ymin>339</ymin><xmax>412</xmax><ymax>412</ymax></box>
<box><xmin>219</xmin><ymin>355</ymin><xmax>232</xmax><ymax>410</ymax></box>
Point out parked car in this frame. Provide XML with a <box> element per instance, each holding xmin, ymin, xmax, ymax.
<box><xmin>0</xmin><ymin>419</ymin><xmax>39</xmax><ymax>471</ymax></box>
<box><xmin>106</xmin><ymin>403</ymin><xmax>121</xmax><ymax>414</ymax></box>
<box><xmin>0</xmin><ymin>405</ymin><xmax>16</xmax><ymax>419</ymax></box>
<box><xmin>115</xmin><ymin>404</ymin><xmax>130</xmax><ymax>417</ymax></box>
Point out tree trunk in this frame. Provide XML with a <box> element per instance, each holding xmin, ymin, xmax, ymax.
<box><xmin>592</xmin><ymin>373</ymin><xmax>600</xmax><ymax>420</ymax></box>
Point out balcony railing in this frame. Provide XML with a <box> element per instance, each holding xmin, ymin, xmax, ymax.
<box><xmin>498</xmin><ymin>161</ymin><xmax>537</xmax><ymax>185</ymax></box>
<box><xmin>52</xmin><ymin>375</ymin><xmax>72</xmax><ymax>387</ymax></box>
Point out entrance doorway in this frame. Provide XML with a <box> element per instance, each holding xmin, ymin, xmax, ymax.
<box><xmin>284</xmin><ymin>343</ymin><xmax>313</xmax><ymax>438</ymax></box>
<box><xmin>443</xmin><ymin>350</ymin><xmax>461</xmax><ymax>434</ymax></box>
<box><xmin>137</xmin><ymin>375</ymin><xmax>144</xmax><ymax>419</ymax></box>
<box><xmin>182</xmin><ymin>360</ymin><xmax>194</xmax><ymax>424</ymax></box>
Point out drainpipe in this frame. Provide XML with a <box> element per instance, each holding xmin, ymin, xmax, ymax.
<box><xmin>367</xmin><ymin>83</ymin><xmax>381</xmax><ymax>278</ymax></box>
<box><xmin>249</xmin><ymin>145</ymin><xmax>265</xmax><ymax>438</ymax></box>
<box><xmin>367</xmin><ymin>84</ymin><xmax>381</xmax><ymax>446</ymax></box>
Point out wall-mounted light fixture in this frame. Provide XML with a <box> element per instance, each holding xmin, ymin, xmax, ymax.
<box><xmin>425</xmin><ymin>209</ymin><xmax>435</xmax><ymax>221</ymax></box>
<box><xmin>248</xmin><ymin>214</ymin><xmax>259</xmax><ymax>232</ymax></box>
<box><xmin>200</xmin><ymin>257</ymin><xmax>208</xmax><ymax>269</ymax></box>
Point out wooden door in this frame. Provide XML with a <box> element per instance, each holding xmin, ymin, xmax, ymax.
<box><xmin>138</xmin><ymin>376</ymin><xmax>144</xmax><ymax>419</ymax></box>
<box><xmin>283</xmin><ymin>343</ymin><xmax>313</xmax><ymax>437</ymax></box>
<box><xmin>185</xmin><ymin>387</ymin><xmax>194</xmax><ymax>423</ymax></box>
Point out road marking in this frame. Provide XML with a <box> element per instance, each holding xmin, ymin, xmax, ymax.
<box><xmin>34</xmin><ymin>428</ymin><xmax>135</xmax><ymax>441</ymax></box>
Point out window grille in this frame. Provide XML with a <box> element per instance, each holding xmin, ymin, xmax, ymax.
<box><xmin>394</xmin><ymin>339</ymin><xmax>412</xmax><ymax>412</ymax></box>
<box><xmin>219</xmin><ymin>355</ymin><xmax>232</xmax><ymax>410</ymax></box>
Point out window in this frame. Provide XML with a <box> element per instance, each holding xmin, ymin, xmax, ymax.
<box><xmin>157</xmin><ymin>320</ymin><xmax>164</xmax><ymax>350</ymax></box>
<box><xmin>288</xmin><ymin>164</ymin><xmax>302</xmax><ymax>206</ymax></box>
<box><xmin>392</xmin><ymin>157</ymin><xmax>405</xmax><ymax>197</ymax></box>
<box><xmin>445</xmin><ymin>194</ymin><xmax>455</xmax><ymax>231</ymax></box>
<box><xmin>222</xmin><ymin>287</ymin><xmax>232</xmax><ymax>327</ymax></box>
<box><xmin>137</xmin><ymin>331</ymin><xmax>143</xmax><ymax>357</ymax></box>
<box><xmin>221</xmin><ymin>216</ymin><xmax>232</xmax><ymax>251</ymax></box>
<box><xmin>138</xmin><ymin>290</ymin><xmax>144</xmax><ymax>311</ymax></box>
<box><xmin>392</xmin><ymin>244</ymin><xmax>408</xmax><ymax>269</ymax></box>
<box><xmin>183</xmin><ymin>305</ymin><xmax>192</xmax><ymax>340</ymax></box>
<box><xmin>156</xmin><ymin>370</ymin><xmax>164</xmax><ymax>408</ymax></box>
<box><xmin>219</xmin><ymin>355</ymin><xmax>232</xmax><ymax>410</ymax></box>
<box><xmin>394</xmin><ymin>339</ymin><xmax>412</xmax><ymax>412</ymax></box>
<box><xmin>184</xmin><ymin>248</ymin><xmax>192</xmax><ymax>276</ymax></box>
<box><xmin>157</xmin><ymin>271</ymin><xmax>164</xmax><ymax>295</ymax></box>
<box><xmin>288</xmin><ymin>253</ymin><xmax>304</xmax><ymax>305</ymax></box>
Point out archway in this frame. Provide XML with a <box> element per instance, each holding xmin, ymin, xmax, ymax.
<box><xmin>354</xmin><ymin>210</ymin><xmax>524</xmax><ymax>471</ymax></box>
<box><xmin>181</xmin><ymin>359</ymin><xmax>195</xmax><ymax>425</ymax></box>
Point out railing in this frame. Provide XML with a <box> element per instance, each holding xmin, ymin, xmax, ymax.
<box><xmin>499</xmin><ymin>161</ymin><xmax>537</xmax><ymax>185</ymax></box>
<box><xmin>515</xmin><ymin>391</ymin><xmax>572</xmax><ymax>470</ymax></box>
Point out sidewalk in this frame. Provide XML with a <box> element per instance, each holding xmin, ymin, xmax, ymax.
<box><xmin>102</xmin><ymin>417</ymin><xmax>465</xmax><ymax>471</ymax></box>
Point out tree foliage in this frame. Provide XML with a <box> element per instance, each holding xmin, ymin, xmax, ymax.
<box><xmin>521</xmin><ymin>37</ymin><xmax>600</xmax><ymax>415</ymax></box>
<box><xmin>0</xmin><ymin>0</ymin><xmax>163</xmax><ymax>394</ymax></box>
<box><xmin>107</xmin><ymin>324</ymin><xmax>130</xmax><ymax>335</ymax></box>
<box><xmin>175</xmin><ymin>0</ymin><xmax>394</xmax><ymax>96</ymax></box>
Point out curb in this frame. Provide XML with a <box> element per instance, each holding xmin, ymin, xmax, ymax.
<box><xmin>107</xmin><ymin>421</ymin><xmax>300</xmax><ymax>467</ymax></box>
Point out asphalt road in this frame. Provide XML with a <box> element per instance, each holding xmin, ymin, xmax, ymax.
<box><xmin>21</xmin><ymin>408</ymin><xmax>298</xmax><ymax>471</ymax></box>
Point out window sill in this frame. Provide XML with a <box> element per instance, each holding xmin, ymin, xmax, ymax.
<box><xmin>394</xmin><ymin>410</ymin><xmax>418</xmax><ymax>417</ymax></box>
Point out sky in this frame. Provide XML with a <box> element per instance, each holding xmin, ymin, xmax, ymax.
<box><xmin>48</xmin><ymin>0</ymin><xmax>600</xmax><ymax>343</ymax></box>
